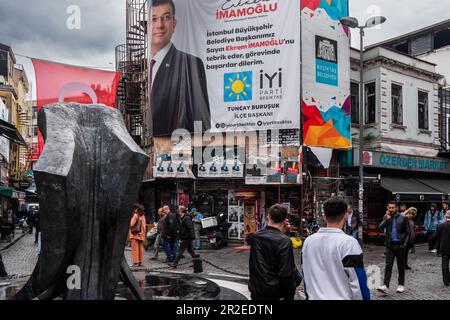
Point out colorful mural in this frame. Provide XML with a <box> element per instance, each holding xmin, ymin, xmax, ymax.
<box><xmin>301</xmin><ymin>0</ymin><xmax>351</xmax><ymax>149</ymax></box>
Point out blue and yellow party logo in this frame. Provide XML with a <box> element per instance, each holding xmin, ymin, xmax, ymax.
<box><xmin>224</xmin><ymin>71</ymin><xmax>252</xmax><ymax>102</ymax></box>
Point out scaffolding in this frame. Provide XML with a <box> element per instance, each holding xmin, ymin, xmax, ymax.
<box><xmin>116</xmin><ymin>0</ymin><xmax>149</xmax><ymax>149</ymax></box>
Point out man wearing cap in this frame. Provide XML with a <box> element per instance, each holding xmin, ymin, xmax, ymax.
<box><xmin>432</xmin><ymin>210</ymin><xmax>450</xmax><ymax>286</ymax></box>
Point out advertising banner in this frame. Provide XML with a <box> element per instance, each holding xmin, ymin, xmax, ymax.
<box><xmin>245</xmin><ymin>146</ymin><xmax>302</xmax><ymax>185</ymax></box>
<box><xmin>32</xmin><ymin>59</ymin><xmax>121</xmax><ymax>157</ymax></box>
<box><xmin>198</xmin><ymin>156</ymin><xmax>244</xmax><ymax>178</ymax></box>
<box><xmin>148</xmin><ymin>0</ymin><xmax>301</xmax><ymax>137</ymax></box>
<box><xmin>153</xmin><ymin>153</ymin><xmax>195</xmax><ymax>179</ymax></box>
<box><xmin>0</xmin><ymin>98</ymin><xmax>10</xmax><ymax>164</ymax></box>
<box><xmin>301</xmin><ymin>0</ymin><xmax>351</xmax><ymax>149</ymax></box>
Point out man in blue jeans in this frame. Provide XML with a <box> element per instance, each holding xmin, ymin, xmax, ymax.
<box><xmin>161</xmin><ymin>205</ymin><xmax>179</xmax><ymax>263</ymax></box>
<box><xmin>377</xmin><ymin>201</ymin><xmax>411</xmax><ymax>294</ymax></box>
<box><xmin>424</xmin><ymin>203</ymin><xmax>443</xmax><ymax>254</ymax></box>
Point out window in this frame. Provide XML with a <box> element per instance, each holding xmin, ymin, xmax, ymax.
<box><xmin>393</xmin><ymin>41</ymin><xmax>409</xmax><ymax>54</ymax></box>
<box><xmin>434</xmin><ymin>29</ymin><xmax>450</xmax><ymax>50</ymax></box>
<box><xmin>391</xmin><ymin>84</ymin><xmax>403</xmax><ymax>125</ymax></box>
<box><xmin>350</xmin><ymin>82</ymin><xmax>359</xmax><ymax>124</ymax></box>
<box><xmin>32</xmin><ymin>106</ymin><xmax>37</xmax><ymax>119</ymax></box>
<box><xmin>418</xmin><ymin>90</ymin><xmax>429</xmax><ymax>130</ymax></box>
<box><xmin>365</xmin><ymin>82</ymin><xmax>376</xmax><ymax>124</ymax></box>
<box><xmin>32</xmin><ymin>125</ymin><xmax>38</xmax><ymax>137</ymax></box>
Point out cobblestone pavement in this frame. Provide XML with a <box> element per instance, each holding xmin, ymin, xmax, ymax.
<box><xmin>3</xmin><ymin>234</ymin><xmax>450</xmax><ymax>300</ymax></box>
<box><xmin>1</xmin><ymin>233</ymin><xmax>38</xmax><ymax>277</ymax></box>
<box><xmin>125</xmin><ymin>241</ymin><xmax>450</xmax><ymax>300</ymax></box>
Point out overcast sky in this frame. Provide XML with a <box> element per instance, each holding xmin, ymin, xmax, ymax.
<box><xmin>0</xmin><ymin>0</ymin><xmax>449</xmax><ymax>73</ymax></box>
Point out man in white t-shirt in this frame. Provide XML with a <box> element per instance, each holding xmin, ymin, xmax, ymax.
<box><xmin>302</xmin><ymin>198</ymin><xmax>370</xmax><ymax>300</ymax></box>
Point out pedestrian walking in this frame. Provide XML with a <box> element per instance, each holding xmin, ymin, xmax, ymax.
<box><xmin>192</xmin><ymin>208</ymin><xmax>203</xmax><ymax>250</ymax></box>
<box><xmin>31</xmin><ymin>208</ymin><xmax>40</xmax><ymax>244</ymax></box>
<box><xmin>441</xmin><ymin>202</ymin><xmax>449</xmax><ymax>224</ymax></box>
<box><xmin>161</xmin><ymin>205</ymin><xmax>179</xmax><ymax>263</ymax></box>
<box><xmin>26</xmin><ymin>207</ymin><xmax>33</xmax><ymax>235</ymax></box>
<box><xmin>249</xmin><ymin>204</ymin><xmax>302</xmax><ymax>300</ymax></box>
<box><xmin>170</xmin><ymin>206</ymin><xmax>199</xmax><ymax>268</ymax></box>
<box><xmin>151</xmin><ymin>207</ymin><xmax>166</xmax><ymax>260</ymax></box>
<box><xmin>0</xmin><ymin>253</ymin><xmax>7</xmax><ymax>278</ymax></box>
<box><xmin>345</xmin><ymin>203</ymin><xmax>360</xmax><ymax>240</ymax></box>
<box><xmin>399</xmin><ymin>203</ymin><xmax>407</xmax><ymax>215</ymax></box>
<box><xmin>377</xmin><ymin>201</ymin><xmax>411</xmax><ymax>294</ymax></box>
<box><xmin>302</xmin><ymin>198</ymin><xmax>370</xmax><ymax>300</ymax></box>
<box><xmin>403</xmin><ymin>207</ymin><xmax>417</xmax><ymax>270</ymax></box>
<box><xmin>129</xmin><ymin>204</ymin><xmax>146</xmax><ymax>267</ymax></box>
<box><xmin>431</xmin><ymin>210</ymin><xmax>450</xmax><ymax>286</ymax></box>
<box><xmin>424</xmin><ymin>203</ymin><xmax>443</xmax><ymax>254</ymax></box>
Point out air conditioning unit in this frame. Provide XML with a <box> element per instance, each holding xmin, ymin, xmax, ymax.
<box><xmin>0</xmin><ymin>75</ymin><xmax>6</xmax><ymax>84</ymax></box>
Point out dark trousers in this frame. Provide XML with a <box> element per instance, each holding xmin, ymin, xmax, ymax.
<box><xmin>404</xmin><ymin>243</ymin><xmax>414</xmax><ymax>268</ymax></box>
<box><xmin>173</xmin><ymin>239</ymin><xmax>196</xmax><ymax>265</ymax></box>
<box><xmin>34</xmin><ymin>225</ymin><xmax>40</xmax><ymax>243</ymax></box>
<box><xmin>442</xmin><ymin>254</ymin><xmax>450</xmax><ymax>286</ymax></box>
<box><xmin>163</xmin><ymin>239</ymin><xmax>177</xmax><ymax>262</ymax></box>
<box><xmin>0</xmin><ymin>253</ymin><xmax>7</xmax><ymax>277</ymax></box>
<box><xmin>427</xmin><ymin>231</ymin><xmax>436</xmax><ymax>250</ymax></box>
<box><xmin>384</xmin><ymin>245</ymin><xmax>405</xmax><ymax>287</ymax></box>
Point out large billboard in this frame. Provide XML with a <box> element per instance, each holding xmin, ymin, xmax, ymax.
<box><xmin>301</xmin><ymin>0</ymin><xmax>351</xmax><ymax>149</ymax></box>
<box><xmin>147</xmin><ymin>0</ymin><xmax>301</xmax><ymax>137</ymax></box>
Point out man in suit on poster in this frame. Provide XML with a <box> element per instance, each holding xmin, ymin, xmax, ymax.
<box><xmin>149</xmin><ymin>0</ymin><xmax>211</xmax><ymax>136</ymax></box>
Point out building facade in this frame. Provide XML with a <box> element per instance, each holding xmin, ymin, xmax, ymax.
<box><xmin>341</xmin><ymin>45</ymin><xmax>447</xmax><ymax>230</ymax></box>
<box><xmin>0</xmin><ymin>43</ymin><xmax>33</xmax><ymax>221</ymax></box>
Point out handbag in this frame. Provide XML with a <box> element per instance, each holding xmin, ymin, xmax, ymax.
<box><xmin>131</xmin><ymin>215</ymin><xmax>142</xmax><ymax>234</ymax></box>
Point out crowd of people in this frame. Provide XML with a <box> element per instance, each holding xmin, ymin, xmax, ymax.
<box><xmin>248</xmin><ymin>199</ymin><xmax>450</xmax><ymax>300</ymax></box>
<box><xmin>128</xmin><ymin>204</ymin><xmax>201</xmax><ymax>269</ymax></box>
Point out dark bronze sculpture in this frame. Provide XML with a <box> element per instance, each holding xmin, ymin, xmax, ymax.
<box><xmin>13</xmin><ymin>103</ymin><xmax>149</xmax><ymax>300</ymax></box>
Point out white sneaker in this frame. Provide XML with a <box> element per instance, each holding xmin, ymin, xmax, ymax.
<box><xmin>397</xmin><ymin>285</ymin><xmax>405</xmax><ymax>293</ymax></box>
<box><xmin>377</xmin><ymin>285</ymin><xmax>389</xmax><ymax>294</ymax></box>
<box><xmin>431</xmin><ymin>249</ymin><xmax>437</xmax><ymax>253</ymax></box>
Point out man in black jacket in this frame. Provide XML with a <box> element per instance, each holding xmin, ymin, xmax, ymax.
<box><xmin>377</xmin><ymin>201</ymin><xmax>411</xmax><ymax>294</ymax></box>
<box><xmin>170</xmin><ymin>206</ymin><xmax>199</xmax><ymax>268</ymax></box>
<box><xmin>432</xmin><ymin>210</ymin><xmax>450</xmax><ymax>286</ymax></box>
<box><xmin>249</xmin><ymin>204</ymin><xmax>302</xmax><ymax>300</ymax></box>
<box><xmin>161</xmin><ymin>205</ymin><xmax>179</xmax><ymax>262</ymax></box>
<box><xmin>0</xmin><ymin>253</ymin><xmax>7</xmax><ymax>278</ymax></box>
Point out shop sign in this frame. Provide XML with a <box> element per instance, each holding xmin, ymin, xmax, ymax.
<box><xmin>19</xmin><ymin>181</ymin><xmax>31</xmax><ymax>189</ymax></box>
<box><xmin>356</xmin><ymin>151</ymin><xmax>450</xmax><ymax>174</ymax></box>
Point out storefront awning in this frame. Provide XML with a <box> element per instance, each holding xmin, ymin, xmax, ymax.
<box><xmin>0</xmin><ymin>185</ymin><xmax>14</xmax><ymax>198</ymax></box>
<box><xmin>0</xmin><ymin>118</ymin><xmax>27</xmax><ymax>146</ymax></box>
<box><xmin>415</xmin><ymin>178</ymin><xmax>450</xmax><ymax>196</ymax></box>
<box><xmin>381</xmin><ymin>177</ymin><xmax>445</xmax><ymax>202</ymax></box>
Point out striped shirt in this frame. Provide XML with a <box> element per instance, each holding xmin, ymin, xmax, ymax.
<box><xmin>301</xmin><ymin>228</ymin><xmax>370</xmax><ymax>300</ymax></box>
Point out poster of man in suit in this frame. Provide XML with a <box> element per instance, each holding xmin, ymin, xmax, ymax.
<box><xmin>148</xmin><ymin>0</ymin><xmax>211</xmax><ymax>137</ymax></box>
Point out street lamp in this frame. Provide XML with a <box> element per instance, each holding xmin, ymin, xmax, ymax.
<box><xmin>340</xmin><ymin>16</ymin><xmax>386</xmax><ymax>244</ymax></box>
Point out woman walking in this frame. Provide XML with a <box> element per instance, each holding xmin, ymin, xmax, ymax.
<box><xmin>129</xmin><ymin>204</ymin><xmax>146</xmax><ymax>267</ymax></box>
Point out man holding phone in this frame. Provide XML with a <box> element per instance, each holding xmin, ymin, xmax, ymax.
<box><xmin>377</xmin><ymin>201</ymin><xmax>411</xmax><ymax>294</ymax></box>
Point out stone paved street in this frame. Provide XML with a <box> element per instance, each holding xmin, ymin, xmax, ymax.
<box><xmin>2</xmin><ymin>234</ymin><xmax>450</xmax><ymax>300</ymax></box>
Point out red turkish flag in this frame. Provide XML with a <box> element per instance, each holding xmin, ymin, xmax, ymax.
<box><xmin>32</xmin><ymin>59</ymin><xmax>121</xmax><ymax>159</ymax></box>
